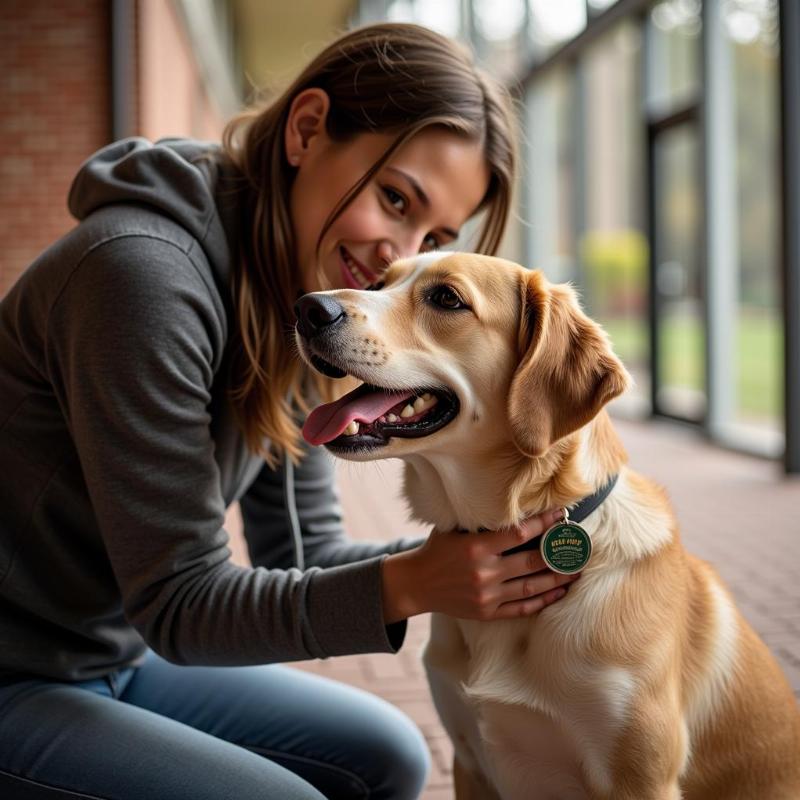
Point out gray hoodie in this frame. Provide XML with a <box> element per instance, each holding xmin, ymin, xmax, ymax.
<box><xmin>0</xmin><ymin>137</ymin><xmax>416</xmax><ymax>681</ymax></box>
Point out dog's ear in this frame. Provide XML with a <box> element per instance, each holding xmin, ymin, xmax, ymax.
<box><xmin>507</xmin><ymin>270</ymin><xmax>631</xmax><ymax>457</ymax></box>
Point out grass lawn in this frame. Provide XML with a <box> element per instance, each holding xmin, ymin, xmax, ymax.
<box><xmin>602</xmin><ymin>310</ymin><xmax>782</xmax><ymax>420</ymax></box>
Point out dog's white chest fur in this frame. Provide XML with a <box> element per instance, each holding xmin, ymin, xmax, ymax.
<box><xmin>423</xmin><ymin>585</ymin><xmax>638</xmax><ymax>799</ymax></box>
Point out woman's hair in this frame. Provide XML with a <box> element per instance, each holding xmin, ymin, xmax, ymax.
<box><xmin>221</xmin><ymin>22</ymin><xmax>517</xmax><ymax>466</ymax></box>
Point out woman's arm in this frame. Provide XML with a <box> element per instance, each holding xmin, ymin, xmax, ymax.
<box><xmin>381</xmin><ymin>512</ymin><xmax>578</xmax><ymax>623</ymax></box>
<box><xmin>241</xmin><ymin>434</ymin><xmax>574</xmax><ymax>625</ymax></box>
<box><xmin>240</xmin><ymin>441</ymin><xmax>423</xmax><ymax>570</ymax></box>
<box><xmin>46</xmin><ymin>230</ymin><xmax>404</xmax><ymax>664</ymax></box>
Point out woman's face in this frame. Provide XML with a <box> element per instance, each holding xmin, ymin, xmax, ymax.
<box><xmin>286</xmin><ymin>91</ymin><xmax>491</xmax><ymax>293</ymax></box>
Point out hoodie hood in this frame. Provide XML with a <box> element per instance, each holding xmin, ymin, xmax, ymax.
<box><xmin>68</xmin><ymin>137</ymin><xmax>246</xmax><ymax>294</ymax></box>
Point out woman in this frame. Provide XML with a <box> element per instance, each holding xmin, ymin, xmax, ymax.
<box><xmin>0</xmin><ymin>23</ymin><xmax>577</xmax><ymax>800</ymax></box>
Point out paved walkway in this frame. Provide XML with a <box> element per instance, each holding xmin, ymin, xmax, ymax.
<box><xmin>228</xmin><ymin>416</ymin><xmax>800</xmax><ymax>799</ymax></box>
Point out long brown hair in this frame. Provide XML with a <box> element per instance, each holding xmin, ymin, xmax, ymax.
<box><xmin>221</xmin><ymin>22</ymin><xmax>517</xmax><ymax>466</ymax></box>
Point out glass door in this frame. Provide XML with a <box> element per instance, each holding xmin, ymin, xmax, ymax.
<box><xmin>651</xmin><ymin>122</ymin><xmax>706</xmax><ymax>421</ymax></box>
<box><xmin>646</xmin><ymin>0</ymin><xmax>706</xmax><ymax>422</ymax></box>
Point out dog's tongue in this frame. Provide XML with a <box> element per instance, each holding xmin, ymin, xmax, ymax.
<box><xmin>303</xmin><ymin>385</ymin><xmax>415</xmax><ymax>446</ymax></box>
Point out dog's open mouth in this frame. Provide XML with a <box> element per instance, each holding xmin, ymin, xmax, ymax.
<box><xmin>302</xmin><ymin>359</ymin><xmax>459</xmax><ymax>451</ymax></box>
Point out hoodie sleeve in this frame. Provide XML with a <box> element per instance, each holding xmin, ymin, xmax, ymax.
<box><xmin>240</xmin><ymin>442</ymin><xmax>425</xmax><ymax>571</ymax></box>
<box><xmin>45</xmin><ymin>233</ymin><xmax>404</xmax><ymax>664</ymax></box>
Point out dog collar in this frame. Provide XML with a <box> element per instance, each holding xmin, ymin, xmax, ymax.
<box><xmin>503</xmin><ymin>475</ymin><xmax>619</xmax><ymax>564</ymax></box>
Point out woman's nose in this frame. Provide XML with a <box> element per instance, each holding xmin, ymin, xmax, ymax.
<box><xmin>376</xmin><ymin>240</ymin><xmax>398</xmax><ymax>269</ymax></box>
<box><xmin>377</xmin><ymin>234</ymin><xmax>426</xmax><ymax>268</ymax></box>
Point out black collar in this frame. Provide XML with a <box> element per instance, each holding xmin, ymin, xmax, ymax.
<box><xmin>502</xmin><ymin>474</ymin><xmax>619</xmax><ymax>556</ymax></box>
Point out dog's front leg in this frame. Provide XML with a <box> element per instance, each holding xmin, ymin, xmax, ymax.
<box><xmin>424</xmin><ymin>616</ymin><xmax>504</xmax><ymax>796</ymax></box>
<box><xmin>453</xmin><ymin>756</ymin><xmax>504</xmax><ymax>800</ymax></box>
<box><xmin>603</xmin><ymin>783</ymin><xmax>682</xmax><ymax>800</ymax></box>
<box><xmin>603</xmin><ymin>701</ymin><xmax>687</xmax><ymax>800</ymax></box>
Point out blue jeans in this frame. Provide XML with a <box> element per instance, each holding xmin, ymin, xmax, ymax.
<box><xmin>0</xmin><ymin>651</ymin><xmax>430</xmax><ymax>799</ymax></box>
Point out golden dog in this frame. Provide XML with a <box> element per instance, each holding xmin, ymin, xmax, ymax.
<box><xmin>294</xmin><ymin>252</ymin><xmax>800</xmax><ymax>800</ymax></box>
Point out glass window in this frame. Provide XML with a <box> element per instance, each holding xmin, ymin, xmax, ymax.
<box><xmin>588</xmin><ymin>0</ymin><xmax>618</xmax><ymax>13</ymax></box>
<box><xmin>474</xmin><ymin>0</ymin><xmax>526</xmax><ymax>42</ymax></box>
<box><xmin>386</xmin><ymin>0</ymin><xmax>462</xmax><ymax>39</ymax></box>
<box><xmin>524</xmin><ymin>68</ymin><xmax>581</xmax><ymax>285</ymax></box>
<box><xmin>472</xmin><ymin>0</ymin><xmax>529</xmax><ymax>79</ymax></box>
<box><xmin>579</xmin><ymin>23</ymin><xmax>650</xmax><ymax>415</ymax></box>
<box><xmin>654</xmin><ymin>124</ymin><xmax>706</xmax><ymax>420</ymax></box>
<box><xmin>528</xmin><ymin>0</ymin><xmax>587</xmax><ymax>58</ymax></box>
<box><xmin>386</xmin><ymin>1</ymin><xmax>415</xmax><ymax>24</ymax></box>
<box><xmin>726</xmin><ymin>0</ymin><xmax>782</xmax><ymax>446</ymax></box>
<box><xmin>646</xmin><ymin>0</ymin><xmax>702</xmax><ymax>117</ymax></box>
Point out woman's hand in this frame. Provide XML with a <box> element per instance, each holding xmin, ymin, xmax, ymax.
<box><xmin>381</xmin><ymin>510</ymin><xmax>580</xmax><ymax>623</ymax></box>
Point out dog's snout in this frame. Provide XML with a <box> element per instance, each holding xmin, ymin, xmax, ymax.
<box><xmin>295</xmin><ymin>294</ymin><xmax>346</xmax><ymax>339</ymax></box>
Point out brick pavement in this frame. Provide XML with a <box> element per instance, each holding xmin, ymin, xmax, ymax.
<box><xmin>229</xmin><ymin>416</ymin><xmax>800</xmax><ymax>799</ymax></box>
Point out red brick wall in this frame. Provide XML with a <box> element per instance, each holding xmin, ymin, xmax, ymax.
<box><xmin>0</xmin><ymin>1</ymin><xmax>229</xmax><ymax>300</ymax></box>
<box><xmin>0</xmin><ymin>1</ymin><xmax>112</xmax><ymax>297</ymax></box>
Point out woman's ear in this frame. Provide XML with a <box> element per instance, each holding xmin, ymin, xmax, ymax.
<box><xmin>284</xmin><ymin>88</ymin><xmax>331</xmax><ymax>167</ymax></box>
<box><xmin>507</xmin><ymin>270</ymin><xmax>631</xmax><ymax>458</ymax></box>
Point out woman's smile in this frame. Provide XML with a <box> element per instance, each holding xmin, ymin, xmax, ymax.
<box><xmin>339</xmin><ymin>246</ymin><xmax>379</xmax><ymax>289</ymax></box>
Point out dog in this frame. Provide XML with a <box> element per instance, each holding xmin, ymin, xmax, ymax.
<box><xmin>294</xmin><ymin>252</ymin><xmax>800</xmax><ymax>799</ymax></box>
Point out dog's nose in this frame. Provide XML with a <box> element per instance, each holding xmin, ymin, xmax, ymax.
<box><xmin>294</xmin><ymin>294</ymin><xmax>346</xmax><ymax>339</ymax></box>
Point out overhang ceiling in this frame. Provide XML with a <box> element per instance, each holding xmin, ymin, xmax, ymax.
<box><xmin>231</xmin><ymin>0</ymin><xmax>359</xmax><ymax>97</ymax></box>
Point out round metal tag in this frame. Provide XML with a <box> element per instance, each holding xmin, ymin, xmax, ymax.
<box><xmin>540</xmin><ymin>522</ymin><xmax>592</xmax><ymax>575</ymax></box>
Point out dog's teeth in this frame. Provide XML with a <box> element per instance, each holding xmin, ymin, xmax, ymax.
<box><xmin>400</xmin><ymin>404</ymin><xmax>415</xmax><ymax>418</ymax></box>
<box><xmin>413</xmin><ymin>396</ymin><xmax>426</xmax><ymax>412</ymax></box>
<box><xmin>344</xmin><ymin>420</ymin><xmax>360</xmax><ymax>435</ymax></box>
<box><xmin>387</xmin><ymin>413</ymin><xmax>398</xmax><ymax>422</ymax></box>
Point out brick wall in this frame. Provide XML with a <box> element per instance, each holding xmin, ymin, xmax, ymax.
<box><xmin>0</xmin><ymin>0</ymin><xmax>228</xmax><ymax>299</ymax></box>
<box><xmin>0</xmin><ymin>0</ymin><xmax>111</xmax><ymax>297</ymax></box>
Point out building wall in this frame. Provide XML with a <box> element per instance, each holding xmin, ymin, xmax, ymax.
<box><xmin>0</xmin><ymin>0</ymin><xmax>111</xmax><ymax>296</ymax></box>
<box><xmin>138</xmin><ymin>0</ymin><xmax>227</xmax><ymax>143</ymax></box>
<box><xmin>0</xmin><ymin>0</ymin><xmax>229</xmax><ymax>299</ymax></box>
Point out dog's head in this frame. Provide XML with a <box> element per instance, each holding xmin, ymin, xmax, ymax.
<box><xmin>295</xmin><ymin>252</ymin><xmax>630</xmax><ymax>461</ymax></box>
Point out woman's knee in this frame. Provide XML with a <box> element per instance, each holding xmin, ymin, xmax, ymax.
<box><xmin>358</xmin><ymin>703</ymin><xmax>431</xmax><ymax>800</ymax></box>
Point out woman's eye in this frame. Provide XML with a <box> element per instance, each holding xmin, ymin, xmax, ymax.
<box><xmin>383</xmin><ymin>187</ymin><xmax>407</xmax><ymax>213</ymax></box>
<box><xmin>420</xmin><ymin>234</ymin><xmax>440</xmax><ymax>253</ymax></box>
<box><xmin>430</xmin><ymin>286</ymin><xmax>467</xmax><ymax>310</ymax></box>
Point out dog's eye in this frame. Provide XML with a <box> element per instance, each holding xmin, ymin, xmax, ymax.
<box><xmin>366</xmin><ymin>281</ymin><xmax>385</xmax><ymax>291</ymax></box>
<box><xmin>430</xmin><ymin>286</ymin><xmax>467</xmax><ymax>310</ymax></box>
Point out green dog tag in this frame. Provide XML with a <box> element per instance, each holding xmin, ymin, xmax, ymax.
<box><xmin>540</xmin><ymin>520</ymin><xmax>592</xmax><ymax>575</ymax></box>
